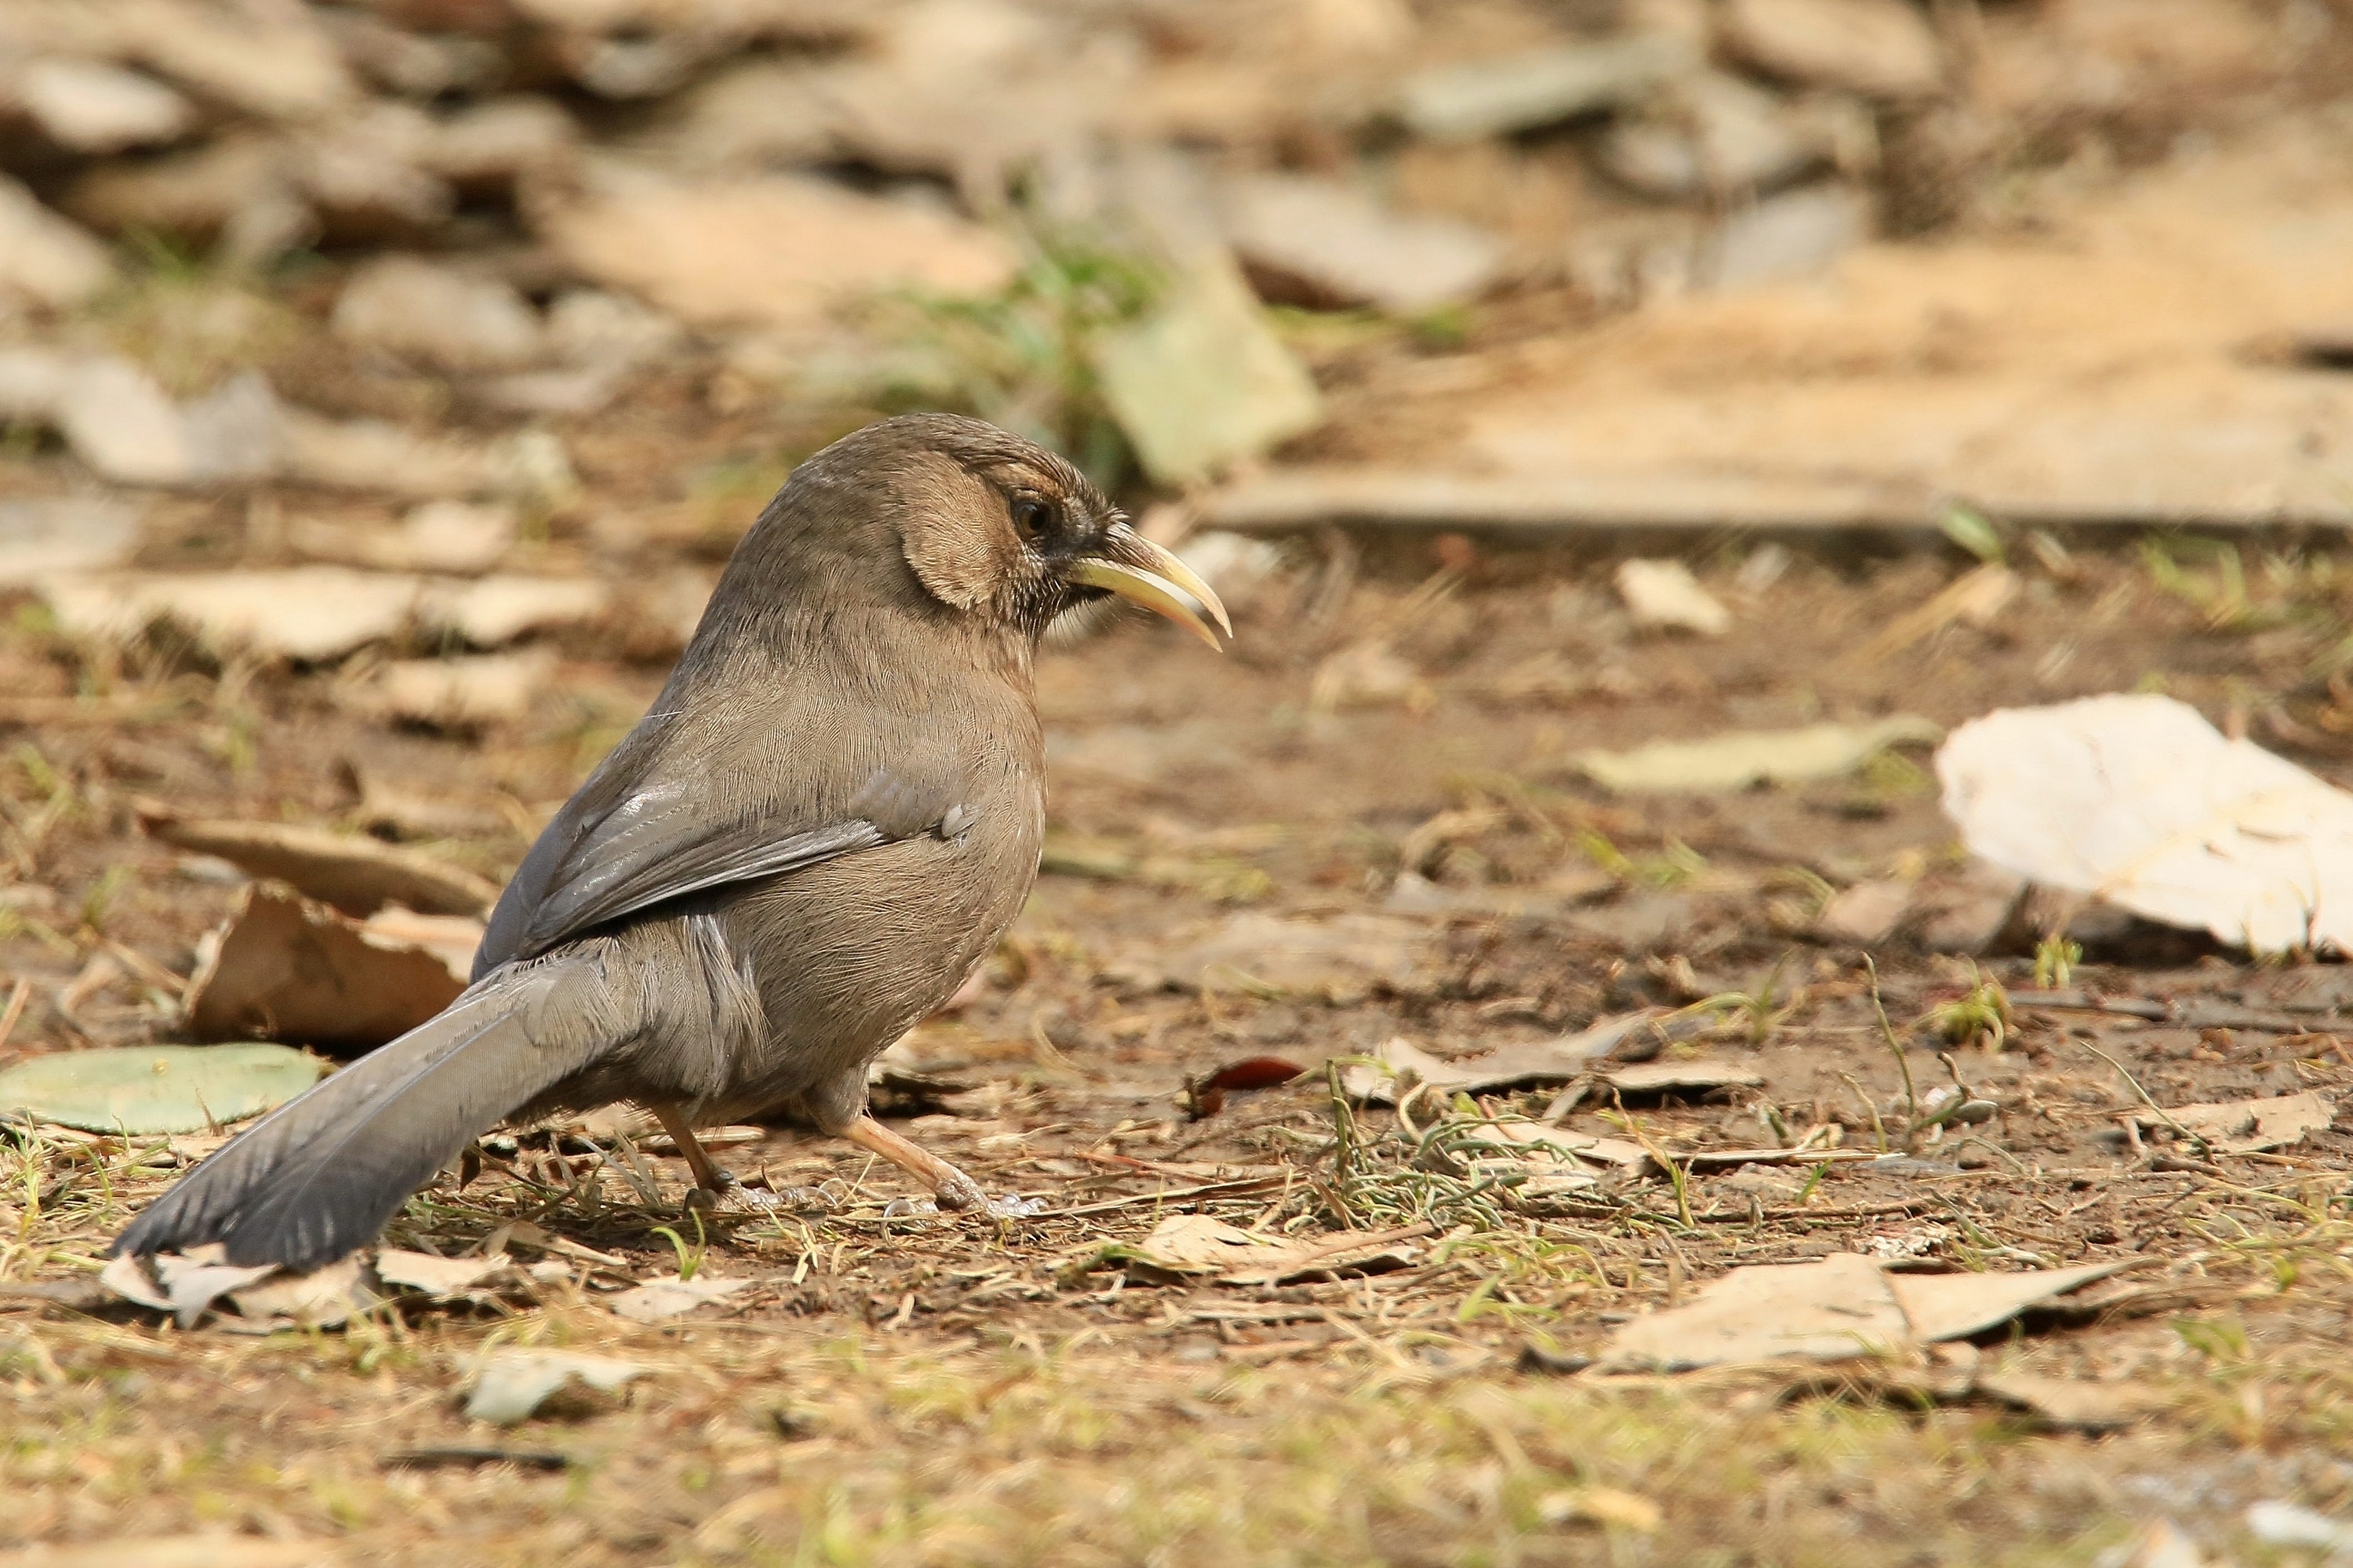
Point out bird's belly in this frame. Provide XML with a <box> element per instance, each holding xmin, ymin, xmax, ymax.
<box><xmin>699</xmin><ymin>818</ymin><xmax>1038</xmax><ymax>1122</ymax></box>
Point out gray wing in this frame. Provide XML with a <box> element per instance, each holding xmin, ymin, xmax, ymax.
<box><xmin>474</xmin><ymin>755</ymin><xmax>964</xmax><ymax>978</ymax></box>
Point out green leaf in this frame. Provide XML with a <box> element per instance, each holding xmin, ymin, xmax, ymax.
<box><xmin>0</xmin><ymin>1044</ymin><xmax>326</xmax><ymax>1134</ymax></box>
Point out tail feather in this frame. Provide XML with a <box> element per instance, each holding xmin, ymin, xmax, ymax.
<box><xmin>113</xmin><ymin>954</ymin><xmax>627</xmax><ymax>1270</ymax></box>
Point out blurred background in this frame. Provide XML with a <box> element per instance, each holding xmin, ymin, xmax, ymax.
<box><xmin>7</xmin><ymin>0</ymin><xmax>2352</xmax><ymax>544</ymax></box>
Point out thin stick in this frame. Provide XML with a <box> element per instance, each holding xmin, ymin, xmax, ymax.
<box><xmin>1864</xmin><ymin>956</ymin><xmax>1919</xmax><ymax>1145</ymax></box>
<box><xmin>0</xmin><ymin>979</ymin><xmax>29</xmax><ymax>1052</ymax></box>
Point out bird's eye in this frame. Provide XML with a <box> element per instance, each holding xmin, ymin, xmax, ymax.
<box><xmin>1011</xmin><ymin>495</ymin><xmax>1056</xmax><ymax>544</ymax></box>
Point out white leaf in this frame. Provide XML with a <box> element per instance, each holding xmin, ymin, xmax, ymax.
<box><xmin>1938</xmin><ymin>694</ymin><xmax>2353</xmax><ymax>953</ymax></box>
<box><xmin>465</xmin><ymin>1350</ymin><xmax>645</xmax><ymax>1425</ymax></box>
<box><xmin>604</xmin><ymin>1273</ymin><xmax>753</xmax><ymax>1323</ymax></box>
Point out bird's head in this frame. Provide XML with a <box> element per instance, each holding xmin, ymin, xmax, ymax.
<box><xmin>786</xmin><ymin>413</ymin><xmax>1228</xmax><ymax>651</ymax></box>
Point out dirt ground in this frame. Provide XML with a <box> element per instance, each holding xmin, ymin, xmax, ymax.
<box><xmin>12</xmin><ymin>437</ymin><xmax>2353</xmax><ymax>1568</ymax></box>
<box><xmin>14</xmin><ymin>39</ymin><xmax>2353</xmax><ymax>1567</ymax></box>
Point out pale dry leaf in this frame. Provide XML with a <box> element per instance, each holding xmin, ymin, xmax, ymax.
<box><xmin>1126</xmin><ymin>1215</ymin><xmax>1427</xmax><ymax>1284</ymax></box>
<box><xmin>1457</xmin><ymin>1119</ymin><xmax>1650</xmax><ymax>1170</ymax></box>
<box><xmin>38</xmin><ymin>567</ymin><xmax>423</xmax><ymax>662</ymax></box>
<box><xmin>421</xmin><ymin>575</ymin><xmax>611</xmax><ymax>646</ymax></box>
<box><xmin>98</xmin><ymin>1252</ymin><xmax>172</xmax><ymax>1312</ymax></box>
<box><xmin>1599</xmin><ymin>1059</ymin><xmax>1764</xmax><ymax>1094</ymax></box>
<box><xmin>605</xmin><ymin>1273</ymin><xmax>755</xmax><ymax>1323</ymax></box>
<box><xmin>466</xmin><ymin>1350</ymin><xmax>645</xmax><ymax>1425</ymax></box>
<box><xmin>228</xmin><ymin>1256</ymin><xmax>372</xmax><ymax>1329</ymax></box>
<box><xmin>1600</xmin><ymin>1254</ymin><xmax>2132</xmax><ymax>1370</ymax></box>
<box><xmin>152</xmin><ymin>1245</ymin><xmax>280</xmax><ymax>1328</ymax></box>
<box><xmin>1938</xmin><ymin>693</ymin><xmax>2353</xmax><ymax>954</ymax></box>
<box><xmin>1850</xmin><ymin>563</ymin><xmax>2018</xmax><ymax>663</ymax></box>
<box><xmin>139</xmin><ymin>805</ymin><xmax>499</xmax><ymax>916</ymax></box>
<box><xmin>184</xmin><ymin>884</ymin><xmax>474</xmax><ymax>1053</ymax></box>
<box><xmin>1537</xmin><ymin>1487</ymin><xmax>1663</xmax><ymax>1533</ymax></box>
<box><xmin>363</xmin><ymin>651</ymin><xmax>554</xmax><ymax>728</ymax></box>
<box><xmin>1972</xmin><ymin>1369</ymin><xmax>2170</xmax><ymax>1432</ymax></box>
<box><xmin>2137</xmin><ymin>1089</ymin><xmax>2335</xmax><ymax>1154</ymax></box>
<box><xmin>1601</xmin><ymin>1252</ymin><xmax>1909</xmax><ymax>1370</ymax></box>
<box><xmin>1129</xmin><ymin>1214</ymin><xmax>1282</xmax><ymax>1273</ymax></box>
<box><xmin>1615</xmin><ymin>558</ymin><xmax>1730</xmax><ymax>636</ymax></box>
<box><xmin>1216</xmin><ymin>1224</ymin><xmax>1429</xmax><ymax>1287</ymax></box>
<box><xmin>375</xmin><ymin>1249</ymin><xmax>511</xmax><ymax>1299</ymax></box>
<box><xmin>543</xmin><ymin>172</ymin><xmax>1018</xmax><ymax>335</ymax></box>
<box><xmin>1342</xmin><ymin>1007</ymin><xmax>1712</xmax><ymax>1101</ymax></box>
<box><xmin>1816</xmin><ymin>877</ymin><xmax>1912</xmax><ymax>944</ymax></box>
<box><xmin>1574</xmin><ymin>715</ymin><xmax>1940</xmax><ymax>793</ymax></box>
<box><xmin>1882</xmin><ymin>1259</ymin><xmax>2133</xmax><ymax>1342</ymax></box>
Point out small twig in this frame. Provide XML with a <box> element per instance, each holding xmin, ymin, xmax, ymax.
<box><xmin>0</xmin><ymin>979</ymin><xmax>30</xmax><ymax>1053</ymax></box>
<box><xmin>1864</xmin><ymin>957</ymin><xmax>1919</xmax><ymax>1147</ymax></box>
<box><xmin>1325</xmin><ymin>1059</ymin><xmax>1360</xmax><ymax>1227</ymax></box>
<box><xmin>1836</xmin><ymin>1071</ymin><xmax>1889</xmax><ymax>1153</ymax></box>
<box><xmin>2082</xmin><ymin>1040</ymin><xmax>2214</xmax><ymax>1160</ymax></box>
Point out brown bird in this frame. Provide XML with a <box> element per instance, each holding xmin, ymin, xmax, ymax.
<box><xmin>113</xmin><ymin>413</ymin><xmax>1228</xmax><ymax>1269</ymax></box>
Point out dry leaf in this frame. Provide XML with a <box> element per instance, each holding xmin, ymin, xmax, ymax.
<box><xmin>1141</xmin><ymin>912</ymin><xmax>1427</xmax><ymax>1002</ymax></box>
<box><xmin>605</xmin><ymin>1273</ymin><xmax>754</xmax><ymax>1323</ymax></box>
<box><xmin>376</xmin><ymin>1249</ymin><xmax>511</xmax><ymax>1299</ymax></box>
<box><xmin>1125</xmin><ymin>1215</ymin><xmax>1427</xmax><ymax>1284</ymax></box>
<box><xmin>1451</xmin><ymin>1119</ymin><xmax>1627</xmax><ymax>1194</ymax></box>
<box><xmin>1573</xmin><ymin>715</ymin><xmax>1940</xmax><ymax>793</ymax></box>
<box><xmin>1600</xmin><ymin>1254</ymin><xmax>2133</xmax><ymax>1370</ymax></box>
<box><xmin>186</xmin><ymin>883</ymin><xmax>476</xmax><ymax>1053</ymax></box>
<box><xmin>104</xmin><ymin>1245</ymin><xmax>283</xmax><ymax>1329</ymax></box>
<box><xmin>362</xmin><ymin>651</ymin><xmax>553</xmax><ymax>729</ymax></box>
<box><xmin>1601</xmin><ymin>1252</ymin><xmax>1910</xmax><ymax>1370</ymax></box>
<box><xmin>39</xmin><ymin>567</ymin><xmax>422</xmax><ymax>661</ymax></box>
<box><xmin>1850</xmin><ymin>563</ymin><xmax>2018</xmax><ymax>663</ymax></box>
<box><xmin>1815</xmin><ymin>878</ymin><xmax>1912</xmax><ymax>944</ymax></box>
<box><xmin>465</xmin><ymin>1350</ymin><xmax>645</xmax><ymax>1425</ymax></box>
<box><xmin>1342</xmin><ymin>1007</ymin><xmax>1713</xmax><ymax>1101</ymax></box>
<box><xmin>227</xmin><ymin>1256</ymin><xmax>374</xmax><ymax>1329</ymax></box>
<box><xmin>542</xmin><ymin>171</ymin><xmax>1018</xmax><ymax>336</ymax></box>
<box><xmin>1537</xmin><ymin>1487</ymin><xmax>1663</xmax><ymax>1533</ymax></box>
<box><xmin>1600</xmin><ymin>1060</ymin><xmax>1764</xmax><ymax>1094</ymax></box>
<box><xmin>291</xmin><ymin>499</ymin><xmax>516</xmax><ymax>574</ymax></box>
<box><xmin>420</xmin><ymin>575</ymin><xmax>611</xmax><ymax>646</ymax></box>
<box><xmin>2135</xmin><ymin>1090</ymin><xmax>2335</xmax><ymax>1155</ymax></box>
<box><xmin>138</xmin><ymin>803</ymin><xmax>498</xmax><ymax>916</ymax></box>
<box><xmin>1972</xmin><ymin>1370</ymin><xmax>2170</xmax><ymax>1432</ymax></box>
<box><xmin>1616</xmin><ymin>558</ymin><xmax>1730</xmax><ymax>636</ymax></box>
<box><xmin>1880</xmin><ymin>1260</ymin><xmax>2134</xmax><ymax>1342</ymax></box>
<box><xmin>1939</xmin><ymin>693</ymin><xmax>2353</xmax><ymax>954</ymax></box>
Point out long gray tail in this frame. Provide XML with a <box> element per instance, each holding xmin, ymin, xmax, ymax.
<box><xmin>113</xmin><ymin>953</ymin><xmax>627</xmax><ymax>1271</ymax></box>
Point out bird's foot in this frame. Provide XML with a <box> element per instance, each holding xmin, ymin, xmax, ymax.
<box><xmin>685</xmin><ymin>1179</ymin><xmax>835</xmax><ymax>1215</ymax></box>
<box><xmin>932</xmin><ymin>1171</ymin><xmax>988</xmax><ymax>1213</ymax></box>
<box><xmin>840</xmin><ymin>1113</ymin><xmax>1037</xmax><ymax>1217</ymax></box>
<box><xmin>880</xmin><ymin>1190</ymin><xmax>1046</xmax><ymax>1219</ymax></box>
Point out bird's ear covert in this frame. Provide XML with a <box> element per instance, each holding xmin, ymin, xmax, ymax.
<box><xmin>898</xmin><ymin>454</ymin><xmax>1016</xmax><ymax>611</ymax></box>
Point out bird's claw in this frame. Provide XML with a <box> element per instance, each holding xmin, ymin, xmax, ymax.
<box><xmin>685</xmin><ymin>1182</ymin><xmax>835</xmax><ymax>1215</ymax></box>
<box><xmin>933</xmin><ymin>1174</ymin><xmax>988</xmax><ymax>1213</ymax></box>
<box><xmin>880</xmin><ymin>1187</ymin><xmax>1044</xmax><ymax>1219</ymax></box>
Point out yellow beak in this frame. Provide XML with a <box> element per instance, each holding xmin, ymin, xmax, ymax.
<box><xmin>1065</xmin><ymin>534</ymin><xmax>1231</xmax><ymax>652</ymax></box>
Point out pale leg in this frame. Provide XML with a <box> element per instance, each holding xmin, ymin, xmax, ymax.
<box><xmin>841</xmin><ymin>1114</ymin><xmax>986</xmax><ymax>1212</ymax></box>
